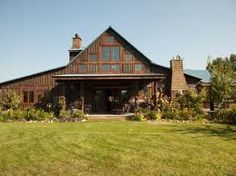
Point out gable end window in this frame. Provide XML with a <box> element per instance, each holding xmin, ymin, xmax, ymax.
<box><xmin>112</xmin><ymin>47</ymin><xmax>120</xmax><ymax>61</ymax></box>
<box><xmin>101</xmin><ymin>64</ymin><xmax>110</xmax><ymax>71</ymax></box>
<box><xmin>89</xmin><ymin>53</ymin><xmax>97</xmax><ymax>62</ymax></box>
<box><xmin>134</xmin><ymin>64</ymin><xmax>142</xmax><ymax>71</ymax></box>
<box><xmin>111</xmin><ymin>64</ymin><xmax>120</xmax><ymax>71</ymax></box>
<box><xmin>101</xmin><ymin>46</ymin><xmax>120</xmax><ymax>61</ymax></box>
<box><xmin>106</xmin><ymin>36</ymin><xmax>114</xmax><ymax>44</ymax></box>
<box><xmin>101</xmin><ymin>47</ymin><xmax>110</xmax><ymax>61</ymax></box>
<box><xmin>79</xmin><ymin>64</ymin><xmax>88</xmax><ymax>72</ymax></box>
<box><xmin>125</xmin><ymin>52</ymin><xmax>133</xmax><ymax>61</ymax></box>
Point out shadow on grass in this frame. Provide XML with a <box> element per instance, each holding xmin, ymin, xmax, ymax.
<box><xmin>170</xmin><ymin>124</ymin><xmax>236</xmax><ymax>140</ymax></box>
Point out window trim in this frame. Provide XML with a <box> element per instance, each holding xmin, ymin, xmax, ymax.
<box><xmin>79</xmin><ymin>64</ymin><xmax>88</xmax><ymax>72</ymax></box>
<box><xmin>134</xmin><ymin>63</ymin><xmax>142</xmax><ymax>71</ymax></box>
<box><xmin>101</xmin><ymin>46</ymin><xmax>120</xmax><ymax>61</ymax></box>
<box><xmin>23</xmin><ymin>90</ymin><xmax>34</xmax><ymax>104</ymax></box>
<box><xmin>124</xmin><ymin>52</ymin><xmax>133</xmax><ymax>61</ymax></box>
<box><xmin>88</xmin><ymin>53</ymin><xmax>97</xmax><ymax>62</ymax></box>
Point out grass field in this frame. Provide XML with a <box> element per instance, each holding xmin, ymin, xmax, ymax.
<box><xmin>0</xmin><ymin>121</ymin><xmax>235</xmax><ymax>176</ymax></box>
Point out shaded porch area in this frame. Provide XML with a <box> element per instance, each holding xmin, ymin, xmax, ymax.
<box><xmin>52</xmin><ymin>74</ymin><xmax>165</xmax><ymax>114</ymax></box>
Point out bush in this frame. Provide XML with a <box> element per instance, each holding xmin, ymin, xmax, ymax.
<box><xmin>71</xmin><ymin>109</ymin><xmax>85</xmax><ymax>119</ymax></box>
<box><xmin>25</xmin><ymin>107</ymin><xmax>54</xmax><ymax>121</ymax></box>
<box><xmin>145</xmin><ymin>110</ymin><xmax>162</xmax><ymax>121</ymax></box>
<box><xmin>53</xmin><ymin>96</ymin><xmax>66</xmax><ymax>117</ymax></box>
<box><xmin>178</xmin><ymin>108</ymin><xmax>194</xmax><ymax>120</ymax></box>
<box><xmin>209</xmin><ymin>109</ymin><xmax>236</xmax><ymax>124</ymax></box>
<box><xmin>162</xmin><ymin>109</ymin><xmax>179</xmax><ymax>120</ymax></box>
<box><xmin>2</xmin><ymin>90</ymin><xmax>21</xmax><ymax>110</ymax></box>
<box><xmin>59</xmin><ymin>110</ymin><xmax>71</xmax><ymax>119</ymax></box>
<box><xmin>130</xmin><ymin>113</ymin><xmax>144</xmax><ymax>121</ymax></box>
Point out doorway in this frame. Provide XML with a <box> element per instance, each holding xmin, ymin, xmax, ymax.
<box><xmin>93</xmin><ymin>89</ymin><xmax>113</xmax><ymax>113</ymax></box>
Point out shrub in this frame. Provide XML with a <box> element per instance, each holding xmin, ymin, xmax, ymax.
<box><xmin>178</xmin><ymin>108</ymin><xmax>194</xmax><ymax>120</ymax></box>
<box><xmin>145</xmin><ymin>110</ymin><xmax>162</xmax><ymax>121</ymax></box>
<box><xmin>162</xmin><ymin>109</ymin><xmax>179</xmax><ymax>120</ymax></box>
<box><xmin>71</xmin><ymin>109</ymin><xmax>85</xmax><ymax>119</ymax></box>
<box><xmin>2</xmin><ymin>90</ymin><xmax>21</xmax><ymax>110</ymax></box>
<box><xmin>59</xmin><ymin>110</ymin><xmax>71</xmax><ymax>119</ymax></box>
<box><xmin>53</xmin><ymin>96</ymin><xmax>66</xmax><ymax>117</ymax></box>
<box><xmin>130</xmin><ymin>113</ymin><xmax>144</xmax><ymax>121</ymax></box>
<box><xmin>176</xmin><ymin>89</ymin><xmax>206</xmax><ymax>114</ymax></box>
<box><xmin>25</xmin><ymin>107</ymin><xmax>54</xmax><ymax>121</ymax></box>
<box><xmin>209</xmin><ymin>109</ymin><xmax>236</xmax><ymax>124</ymax></box>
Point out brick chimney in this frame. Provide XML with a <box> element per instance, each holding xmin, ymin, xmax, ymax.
<box><xmin>170</xmin><ymin>55</ymin><xmax>189</xmax><ymax>100</ymax></box>
<box><xmin>69</xmin><ymin>34</ymin><xmax>83</xmax><ymax>62</ymax></box>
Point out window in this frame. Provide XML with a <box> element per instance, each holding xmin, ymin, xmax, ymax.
<box><xmin>89</xmin><ymin>53</ymin><xmax>97</xmax><ymax>61</ymax></box>
<box><xmin>101</xmin><ymin>64</ymin><xmax>110</xmax><ymax>71</ymax></box>
<box><xmin>125</xmin><ymin>52</ymin><xmax>133</xmax><ymax>61</ymax></box>
<box><xmin>112</xmin><ymin>47</ymin><xmax>120</xmax><ymax>61</ymax></box>
<box><xmin>90</xmin><ymin>64</ymin><xmax>98</xmax><ymax>73</ymax></box>
<box><xmin>23</xmin><ymin>91</ymin><xmax>34</xmax><ymax>103</ymax></box>
<box><xmin>101</xmin><ymin>47</ymin><xmax>110</xmax><ymax>61</ymax></box>
<box><xmin>134</xmin><ymin>64</ymin><xmax>142</xmax><ymax>71</ymax></box>
<box><xmin>106</xmin><ymin>36</ymin><xmax>114</xmax><ymax>44</ymax></box>
<box><xmin>79</xmin><ymin>64</ymin><xmax>88</xmax><ymax>72</ymax></box>
<box><xmin>123</xmin><ymin>64</ymin><xmax>132</xmax><ymax>73</ymax></box>
<box><xmin>101</xmin><ymin>46</ymin><xmax>120</xmax><ymax>61</ymax></box>
<box><xmin>111</xmin><ymin>64</ymin><xmax>120</xmax><ymax>71</ymax></box>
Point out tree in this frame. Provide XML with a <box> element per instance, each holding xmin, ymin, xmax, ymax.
<box><xmin>3</xmin><ymin>90</ymin><xmax>21</xmax><ymax>110</ymax></box>
<box><xmin>207</xmin><ymin>56</ymin><xmax>234</xmax><ymax>109</ymax></box>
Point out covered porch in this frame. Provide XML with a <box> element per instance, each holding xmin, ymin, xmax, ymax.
<box><xmin>52</xmin><ymin>73</ymin><xmax>165</xmax><ymax>114</ymax></box>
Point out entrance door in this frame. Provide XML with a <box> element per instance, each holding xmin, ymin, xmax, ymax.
<box><xmin>93</xmin><ymin>90</ymin><xmax>112</xmax><ymax>113</ymax></box>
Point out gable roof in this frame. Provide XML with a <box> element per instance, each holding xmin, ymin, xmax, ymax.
<box><xmin>0</xmin><ymin>26</ymin><xmax>201</xmax><ymax>86</ymax></box>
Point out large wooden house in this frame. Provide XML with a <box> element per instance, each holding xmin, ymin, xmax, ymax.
<box><xmin>0</xmin><ymin>27</ymin><xmax>201</xmax><ymax>113</ymax></box>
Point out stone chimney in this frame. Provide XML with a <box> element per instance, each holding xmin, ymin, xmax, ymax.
<box><xmin>69</xmin><ymin>34</ymin><xmax>83</xmax><ymax>62</ymax></box>
<box><xmin>170</xmin><ymin>55</ymin><xmax>189</xmax><ymax>99</ymax></box>
<box><xmin>72</xmin><ymin>34</ymin><xmax>82</xmax><ymax>49</ymax></box>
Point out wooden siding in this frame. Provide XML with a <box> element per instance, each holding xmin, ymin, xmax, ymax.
<box><xmin>66</xmin><ymin>31</ymin><xmax>151</xmax><ymax>74</ymax></box>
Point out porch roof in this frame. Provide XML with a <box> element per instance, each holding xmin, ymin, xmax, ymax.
<box><xmin>52</xmin><ymin>73</ymin><xmax>165</xmax><ymax>81</ymax></box>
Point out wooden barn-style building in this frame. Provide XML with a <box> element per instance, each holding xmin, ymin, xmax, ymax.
<box><xmin>0</xmin><ymin>27</ymin><xmax>201</xmax><ymax>113</ymax></box>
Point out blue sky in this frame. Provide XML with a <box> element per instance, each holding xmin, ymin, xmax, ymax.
<box><xmin>0</xmin><ymin>0</ymin><xmax>236</xmax><ymax>82</ymax></box>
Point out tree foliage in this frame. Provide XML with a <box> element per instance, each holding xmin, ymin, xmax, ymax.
<box><xmin>3</xmin><ymin>90</ymin><xmax>21</xmax><ymax>110</ymax></box>
<box><xmin>176</xmin><ymin>89</ymin><xmax>206</xmax><ymax>113</ymax></box>
<box><xmin>207</xmin><ymin>56</ymin><xmax>234</xmax><ymax>109</ymax></box>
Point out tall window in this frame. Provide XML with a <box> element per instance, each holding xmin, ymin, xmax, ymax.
<box><xmin>101</xmin><ymin>46</ymin><xmax>120</xmax><ymax>61</ymax></box>
<box><xmin>101</xmin><ymin>47</ymin><xmax>110</xmax><ymax>61</ymax></box>
<box><xmin>112</xmin><ymin>47</ymin><xmax>120</xmax><ymax>61</ymax></box>
<box><xmin>125</xmin><ymin>52</ymin><xmax>133</xmax><ymax>61</ymax></box>
<box><xmin>23</xmin><ymin>91</ymin><xmax>34</xmax><ymax>103</ymax></box>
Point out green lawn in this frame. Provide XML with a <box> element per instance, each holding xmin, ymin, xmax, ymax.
<box><xmin>0</xmin><ymin>121</ymin><xmax>235</xmax><ymax>176</ymax></box>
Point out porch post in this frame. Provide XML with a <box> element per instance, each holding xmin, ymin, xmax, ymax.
<box><xmin>153</xmin><ymin>81</ymin><xmax>157</xmax><ymax>108</ymax></box>
<box><xmin>134</xmin><ymin>82</ymin><xmax>138</xmax><ymax>109</ymax></box>
<box><xmin>80</xmin><ymin>82</ymin><xmax>85</xmax><ymax>112</ymax></box>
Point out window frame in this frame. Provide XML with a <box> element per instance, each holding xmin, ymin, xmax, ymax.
<box><xmin>101</xmin><ymin>46</ymin><xmax>120</xmax><ymax>61</ymax></box>
<box><xmin>101</xmin><ymin>64</ymin><xmax>110</xmax><ymax>72</ymax></box>
<box><xmin>79</xmin><ymin>64</ymin><xmax>88</xmax><ymax>72</ymax></box>
<box><xmin>134</xmin><ymin>63</ymin><xmax>142</xmax><ymax>71</ymax></box>
<box><xmin>124</xmin><ymin>52</ymin><xmax>133</xmax><ymax>61</ymax></box>
<box><xmin>111</xmin><ymin>64</ymin><xmax>120</xmax><ymax>71</ymax></box>
<box><xmin>88</xmin><ymin>53</ymin><xmax>97</xmax><ymax>62</ymax></box>
<box><xmin>23</xmin><ymin>90</ymin><xmax>34</xmax><ymax>104</ymax></box>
